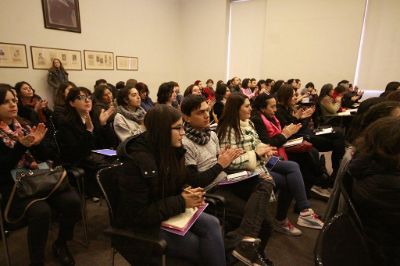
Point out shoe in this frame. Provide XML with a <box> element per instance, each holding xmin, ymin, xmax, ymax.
<box><xmin>52</xmin><ymin>242</ymin><xmax>75</xmax><ymax>266</ymax></box>
<box><xmin>92</xmin><ymin>197</ymin><xmax>100</xmax><ymax>203</ymax></box>
<box><xmin>297</xmin><ymin>209</ymin><xmax>324</xmax><ymax>229</ymax></box>
<box><xmin>275</xmin><ymin>219</ymin><xmax>302</xmax><ymax>236</ymax></box>
<box><xmin>311</xmin><ymin>186</ymin><xmax>331</xmax><ymax>199</ymax></box>
<box><xmin>232</xmin><ymin>238</ymin><xmax>269</xmax><ymax>266</ymax></box>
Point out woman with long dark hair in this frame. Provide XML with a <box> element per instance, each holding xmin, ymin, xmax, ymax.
<box><xmin>53</xmin><ymin>81</ymin><xmax>77</xmax><ymax>128</ymax></box>
<box><xmin>0</xmin><ymin>84</ymin><xmax>80</xmax><ymax>266</ymax></box>
<box><xmin>48</xmin><ymin>58</ymin><xmax>68</xmax><ymax>100</ymax></box>
<box><xmin>213</xmin><ymin>83</ymin><xmax>231</xmax><ymax>121</ymax></box>
<box><xmin>116</xmin><ymin>105</ymin><xmax>225</xmax><ymax>265</ymax></box>
<box><xmin>217</xmin><ymin>93</ymin><xmax>324</xmax><ymax>236</ymax></box>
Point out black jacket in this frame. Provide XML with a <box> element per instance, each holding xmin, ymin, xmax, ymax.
<box><xmin>349</xmin><ymin>155</ymin><xmax>400</xmax><ymax>264</ymax></box>
<box><xmin>251</xmin><ymin>112</ymin><xmax>287</xmax><ymax>147</ymax></box>
<box><xmin>115</xmin><ymin>133</ymin><xmax>186</xmax><ymax>233</ymax></box>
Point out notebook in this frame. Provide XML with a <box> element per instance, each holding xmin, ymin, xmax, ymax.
<box><xmin>218</xmin><ymin>171</ymin><xmax>259</xmax><ymax>186</ymax></box>
<box><xmin>161</xmin><ymin>203</ymin><xmax>208</xmax><ymax>236</ymax></box>
<box><xmin>92</xmin><ymin>149</ymin><xmax>117</xmax><ymax>156</ymax></box>
<box><xmin>283</xmin><ymin>137</ymin><xmax>303</xmax><ymax>148</ymax></box>
<box><xmin>315</xmin><ymin>127</ymin><xmax>334</xmax><ymax>135</ymax></box>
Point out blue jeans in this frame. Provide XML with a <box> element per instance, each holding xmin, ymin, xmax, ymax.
<box><xmin>270</xmin><ymin>160</ymin><xmax>310</xmax><ymax>220</ymax></box>
<box><xmin>160</xmin><ymin>212</ymin><xmax>226</xmax><ymax>266</ymax></box>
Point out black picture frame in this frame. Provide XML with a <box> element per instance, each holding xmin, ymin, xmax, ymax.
<box><xmin>41</xmin><ymin>0</ymin><xmax>81</xmax><ymax>33</ymax></box>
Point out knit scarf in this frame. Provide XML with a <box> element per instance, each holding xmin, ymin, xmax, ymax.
<box><xmin>0</xmin><ymin>119</ymin><xmax>37</xmax><ymax>169</ymax></box>
<box><xmin>117</xmin><ymin>105</ymin><xmax>146</xmax><ymax>124</ymax></box>
<box><xmin>184</xmin><ymin>123</ymin><xmax>211</xmax><ymax>145</ymax></box>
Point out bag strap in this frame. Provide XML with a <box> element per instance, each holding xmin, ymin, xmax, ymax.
<box><xmin>4</xmin><ymin>170</ymin><xmax>67</xmax><ymax>224</ymax></box>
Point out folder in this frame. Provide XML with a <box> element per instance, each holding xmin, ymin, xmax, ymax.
<box><xmin>218</xmin><ymin>171</ymin><xmax>259</xmax><ymax>186</ymax></box>
<box><xmin>161</xmin><ymin>203</ymin><xmax>208</xmax><ymax>236</ymax></box>
<box><xmin>283</xmin><ymin>137</ymin><xmax>303</xmax><ymax>148</ymax></box>
<box><xmin>92</xmin><ymin>149</ymin><xmax>117</xmax><ymax>156</ymax></box>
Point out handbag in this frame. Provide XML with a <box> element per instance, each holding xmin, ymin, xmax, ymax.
<box><xmin>285</xmin><ymin>140</ymin><xmax>313</xmax><ymax>153</ymax></box>
<box><xmin>4</xmin><ymin>166</ymin><xmax>69</xmax><ymax>224</ymax></box>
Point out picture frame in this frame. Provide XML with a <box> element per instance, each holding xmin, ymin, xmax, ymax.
<box><xmin>84</xmin><ymin>50</ymin><xmax>114</xmax><ymax>70</ymax></box>
<box><xmin>41</xmin><ymin>0</ymin><xmax>81</xmax><ymax>33</ymax></box>
<box><xmin>0</xmin><ymin>42</ymin><xmax>28</xmax><ymax>68</ymax></box>
<box><xmin>116</xmin><ymin>56</ymin><xmax>139</xmax><ymax>71</ymax></box>
<box><xmin>31</xmin><ymin>46</ymin><xmax>82</xmax><ymax>70</ymax></box>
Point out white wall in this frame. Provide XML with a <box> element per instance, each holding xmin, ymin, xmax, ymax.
<box><xmin>355</xmin><ymin>0</ymin><xmax>400</xmax><ymax>91</ymax></box>
<box><xmin>0</xmin><ymin>0</ymin><xmax>182</xmax><ymax>104</ymax></box>
<box><xmin>178</xmin><ymin>0</ymin><xmax>229</xmax><ymax>89</ymax></box>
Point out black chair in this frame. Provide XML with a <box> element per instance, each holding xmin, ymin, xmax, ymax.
<box><xmin>0</xmin><ymin>193</ymin><xmax>11</xmax><ymax>266</ymax></box>
<box><xmin>314</xmin><ymin>170</ymin><xmax>373</xmax><ymax>266</ymax></box>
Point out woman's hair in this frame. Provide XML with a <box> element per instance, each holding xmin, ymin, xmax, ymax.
<box><xmin>384</xmin><ymin>81</ymin><xmax>400</xmax><ymax>93</ymax></box>
<box><xmin>318</xmin><ymin>83</ymin><xmax>334</xmax><ymax>102</ymax></box>
<box><xmin>355</xmin><ymin>116</ymin><xmax>400</xmax><ymax>169</ymax></box>
<box><xmin>184</xmin><ymin>84</ymin><xmax>196</xmax><ymax>97</ymax></box>
<box><xmin>55</xmin><ymin>81</ymin><xmax>77</xmax><ymax>106</ymax></box>
<box><xmin>217</xmin><ymin>93</ymin><xmax>248</xmax><ymax>143</ymax></box>
<box><xmin>265</xmin><ymin>79</ymin><xmax>274</xmax><ymax>86</ymax></box>
<box><xmin>115</xmin><ymin>81</ymin><xmax>125</xmax><ymax>90</ymax></box>
<box><xmin>64</xmin><ymin>87</ymin><xmax>92</xmax><ymax>123</ymax></box>
<box><xmin>305</xmin><ymin>82</ymin><xmax>314</xmax><ymax>89</ymax></box>
<box><xmin>14</xmin><ymin>81</ymin><xmax>35</xmax><ymax>98</ymax></box>
<box><xmin>135</xmin><ymin>82</ymin><xmax>149</xmax><ymax>94</ymax></box>
<box><xmin>385</xmin><ymin>90</ymin><xmax>400</xmax><ymax>101</ymax></box>
<box><xmin>50</xmin><ymin>58</ymin><xmax>67</xmax><ymax>72</ymax></box>
<box><xmin>348</xmin><ymin>101</ymin><xmax>400</xmax><ymax>144</ymax></box>
<box><xmin>93</xmin><ymin>84</ymin><xmax>111</xmax><ymax>103</ymax></box>
<box><xmin>117</xmin><ymin>86</ymin><xmax>136</xmax><ymax>106</ymax></box>
<box><xmin>206</xmin><ymin>79</ymin><xmax>214</xmax><ymax>85</ymax></box>
<box><xmin>215</xmin><ymin>83</ymin><xmax>228</xmax><ymax>102</ymax></box>
<box><xmin>0</xmin><ymin>83</ymin><xmax>15</xmax><ymax>103</ymax></box>
<box><xmin>334</xmin><ymin>85</ymin><xmax>346</xmax><ymax>94</ymax></box>
<box><xmin>241</xmin><ymin>78</ymin><xmax>250</xmax><ymax>89</ymax></box>
<box><xmin>276</xmin><ymin>84</ymin><xmax>294</xmax><ymax>107</ymax></box>
<box><xmin>252</xmin><ymin>93</ymin><xmax>275</xmax><ymax>112</ymax></box>
<box><xmin>144</xmin><ymin>105</ymin><xmax>185</xmax><ymax>196</ymax></box>
<box><xmin>157</xmin><ymin>82</ymin><xmax>175</xmax><ymax>104</ymax></box>
<box><xmin>270</xmin><ymin>79</ymin><xmax>285</xmax><ymax>95</ymax></box>
<box><xmin>257</xmin><ymin>79</ymin><xmax>266</xmax><ymax>89</ymax></box>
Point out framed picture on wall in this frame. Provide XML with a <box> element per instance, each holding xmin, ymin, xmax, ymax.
<box><xmin>31</xmin><ymin>46</ymin><xmax>82</xmax><ymax>70</ymax></box>
<box><xmin>116</xmin><ymin>56</ymin><xmax>139</xmax><ymax>71</ymax></box>
<box><xmin>41</xmin><ymin>0</ymin><xmax>81</xmax><ymax>33</ymax></box>
<box><xmin>0</xmin><ymin>42</ymin><xmax>28</xmax><ymax>68</ymax></box>
<box><xmin>84</xmin><ymin>50</ymin><xmax>114</xmax><ymax>70</ymax></box>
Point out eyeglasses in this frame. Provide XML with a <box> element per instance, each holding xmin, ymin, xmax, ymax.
<box><xmin>171</xmin><ymin>126</ymin><xmax>185</xmax><ymax>133</ymax></box>
<box><xmin>1</xmin><ymin>98</ymin><xmax>18</xmax><ymax>105</ymax></box>
<box><xmin>76</xmin><ymin>95</ymin><xmax>92</xmax><ymax>101</ymax></box>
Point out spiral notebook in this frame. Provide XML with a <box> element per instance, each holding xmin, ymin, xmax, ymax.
<box><xmin>161</xmin><ymin>203</ymin><xmax>208</xmax><ymax>236</ymax></box>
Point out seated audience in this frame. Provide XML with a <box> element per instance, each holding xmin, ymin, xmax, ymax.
<box><xmin>136</xmin><ymin>82</ymin><xmax>154</xmax><ymax>111</ymax></box>
<box><xmin>380</xmin><ymin>81</ymin><xmax>400</xmax><ymax>97</ymax></box>
<box><xmin>318</xmin><ymin>84</ymin><xmax>342</xmax><ymax>116</ymax></box>
<box><xmin>181</xmin><ymin>95</ymin><xmax>275</xmax><ymax>266</ymax></box>
<box><xmin>53</xmin><ymin>81</ymin><xmax>77</xmax><ymax>129</ymax></box>
<box><xmin>0</xmin><ymin>84</ymin><xmax>80</xmax><ymax>266</ymax></box>
<box><xmin>241</xmin><ymin>78</ymin><xmax>258</xmax><ymax>99</ymax></box>
<box><xmin>157</xmin><ymin>81</ymin><xmax>177</xmax><ymax>106</ymax></box>
<box><xmin>350</xmin><ymin>117</ymin><xmax>400</xmax><ymax>265</ymax></box>
<box><xmin>213</xmin><ymin>83</ymin><xmax>231</xmax><ymax>121</ymax></box>
<box><xmin>270</xmin><ymin>80</ymin><xmax>285</xmax><ymax>96</ymax></box>
<box><xmin>116</xmin><ymin>105</ymin><xmax>225</xmax><ymax>266</ymax></box>
<box><xmin>217</xmin><ymin>94</ymin><xmax>324</xmax><ymax>237</ymax></box>
<box><xmin>92</xmin><ymin>84</ymin><xmax>118</xmax><ymax>148</ymax></box>
<box><xmin>203</xmin><ymin>79</ymin><xmax>215</xmax><ymax>101</ymax></box>
<box><xmin>184</xmin><ymin>84</ymin><xmax>202</xmax><ymax>97</ymax></box>
<box><xmin>113</xmin><ymin>86</ymin><xmax>146</xmax><ymax>142</ymax></box>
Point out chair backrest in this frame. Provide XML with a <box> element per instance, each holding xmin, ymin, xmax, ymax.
<box><xmin>96</xmin><ymin>162</ymin><xmax>124</xmax><ymax>226</ymax></box>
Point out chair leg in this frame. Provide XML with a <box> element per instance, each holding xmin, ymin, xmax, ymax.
<box><xmin>0</xmin><ymin>214</ymin><xmax>11</xmax><ymax>266</ymax></box>
<box><xmin>111</xmin><ymin>247</ymin><xmax>115</xmax><ymax>266</ymax></box>
<box><xmin>76</xmin><ymin>176</ymin><xmax>89</xmax><ymax>248</ymax></box>
<box><xmin>162</xmin><ymin>254</ymin><xmax>166</xmax><ymax>266</ymax></box>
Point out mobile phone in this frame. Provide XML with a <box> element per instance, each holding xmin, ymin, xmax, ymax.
<box><xmin>266</xmin><ymin>156</ymin><xmax>280</xmax><ymax>170</ymax></box>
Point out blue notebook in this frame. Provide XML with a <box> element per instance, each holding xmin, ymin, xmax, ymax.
<box><xmin>92</xmin><ymin>149</ymin><xmax>117</xmax><ymax>156</ymax></box>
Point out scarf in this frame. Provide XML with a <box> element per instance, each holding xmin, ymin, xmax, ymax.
<box><xmin>259</xmin><ymin>113</ymin><xmax>288</xmax><ymax>160</ymax></box>
<box><xmin>184</xmin><ymin>123</ymin><xmax>211</xmax><ymax>145</ymax></box>
<box><xmin>0</xmin><ymin>119</ymin><xmax>37</xmax><ymax>169</ymax></box>
<box><xmin>116</xmin><ymin>105</ymin><xmax>146</xmax><ymax>124</ymax></box>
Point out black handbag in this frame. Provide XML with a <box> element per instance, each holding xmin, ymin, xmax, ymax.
<box><xmin>4</xmin><ymin>166</ymin><xmax>69</xmax><ymax>224</ymax></box>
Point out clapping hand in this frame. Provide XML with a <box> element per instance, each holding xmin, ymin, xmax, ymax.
<box><xmin>99</xmin><ymin>106</ymin><xmax>115</xmax><ymax>126</ymax></box>
<box><xmin>18</xmin><ymin>123</ymin><xmax>47</xmax><ymax>147</ymax></box>
<box><xmin>218</xmin><ymin>147</ymin><xmax>243</xmax><ymax>168</ymax></box>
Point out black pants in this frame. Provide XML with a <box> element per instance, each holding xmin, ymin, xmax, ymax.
<box><xmin>216</xmin><ymin>177</ymin><xmax>273</xmax><ymax>255</ymax></box>
<box><xmin>11</xmin><ymin>188</ymin><xmax>81</xmax><ymax>264</ymax></box>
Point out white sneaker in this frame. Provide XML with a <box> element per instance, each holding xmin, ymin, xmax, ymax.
<box><xmin>275</xmin><ymin>219</ymin><xmax>302</xmax><ymax>236</ymax></box>
<box><xmin>92</xmin><ymin>197</ymin><xmax>100</xmax><ymax>203</ymax></box>
<box><xmin>297</xmin><ymin>209</ymin><xmax>324</xmax><ymax>229</ymax></box>
<box><xmin>311</xmin><ymin>186</ymin><xmax>331</xmax><ymax>199</ymax></box>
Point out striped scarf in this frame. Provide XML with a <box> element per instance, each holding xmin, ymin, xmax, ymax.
<box><xmin>184</xmin><ymin>123</ymin><xmax>211</xmax><ymax>145</ymax></box>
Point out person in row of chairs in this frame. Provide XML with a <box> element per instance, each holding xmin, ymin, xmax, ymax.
<box><xmin>0</xmin><ymin>84</ymin><xmax>80</xmax><ymax>266</ymax></box>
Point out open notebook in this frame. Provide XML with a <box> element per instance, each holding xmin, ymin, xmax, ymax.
<box><xmin>161</xmin><ymin>203</ymin><xmax>208</xmax><ymax>236</ymax></box>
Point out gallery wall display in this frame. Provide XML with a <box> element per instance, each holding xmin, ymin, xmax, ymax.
<box><xmin>116</xmin><ymin>56</ymin><xmax>139</xmax><ymax>71</ymax></box>
<box><xmin>41</xmin><ymin>0</ymin><xmax>81</xmax><ymax>33</ymax></box>
<box><xmin>0</xmin><ymin>42</ymin><xmax>28</xmax><ymax>68</ymax></box>
<box><xmin>84</xmin><ymin>50</ymin><xmax>114</xmax><ymax>70</ymax></box>
<box><xmin>31</xmin><ymin>46</ymin><xmax>82</xmax><ymax>70</ymax></box>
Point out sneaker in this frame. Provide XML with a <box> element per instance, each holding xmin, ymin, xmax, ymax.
<box><xmin>275</xmin><ymin>219</ymin><xmax>302</xmax><ymax>236</ymax></box>
<box><xmin>91</xmin><ymin>197</ymin><xmax>100</xmax><ymax>203</ymax></box>
<box><xmin>232</xmin><ymin>238</ymin><xmax>269</xmax><ymax>266</ymax></box>
<box><xmin>311</xmin><ymin>186</ymin><xmax>331</xmax><ymax>199</ymax></box>
<box><xmin>297</xmin><ymin>209</ymin><xmax>324</xmax><ymax>229</ymax></box>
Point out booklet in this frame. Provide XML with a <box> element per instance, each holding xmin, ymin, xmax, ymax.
<box><xmin>92</xmin><ymin>149</ymin><xmax>117</xmax><ymax>156</ymax></box>
<box><xmin>315</xmin><ymin>127</ymin><xmax>334</xmax><ymax>135</ymax></box>
<box><xmin>283</xmin><ymin>137</ymin><xmax>303</xmax><ymax>148</ymax></box>
<box><xmin>161</xmin><ymin>203</ymin><xmax>208</xmax><ymax>236</ymax></box>
<box><xmin>218</xmin><ymin>171</ymin><xmax>259</xmax><ymax>186</ymax></box>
